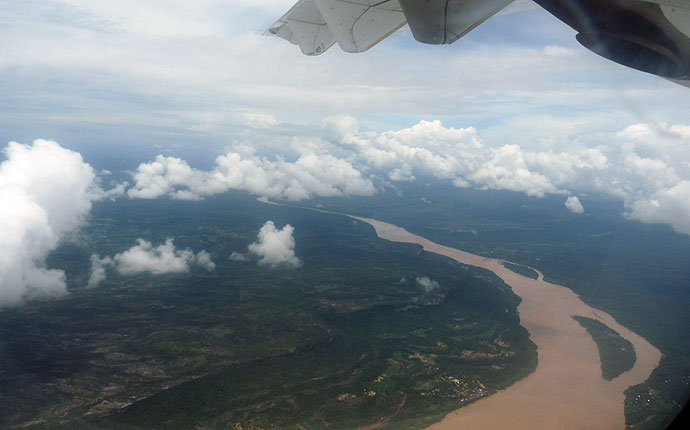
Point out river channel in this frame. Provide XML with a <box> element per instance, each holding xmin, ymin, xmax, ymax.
<box><xmin>351</xmin><ymin>216</ymin><xmax>662</xmax><ymax>430</ymax></box>
<box><xmin>258</xmin><ymin>198</ymin><xmax>662</xmax><ymax>429</ymax></box>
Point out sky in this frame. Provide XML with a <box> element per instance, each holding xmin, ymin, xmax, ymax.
<box><xmin>1</xmin><ymin>0</ymin><xmax>690</xmax><ymax>305</ymax></box>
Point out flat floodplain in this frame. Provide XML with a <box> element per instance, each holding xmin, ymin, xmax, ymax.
<box><xmin>352</xmin><ymin>216</ymin><xmax>662</xmax><ymax>430</ymax></box>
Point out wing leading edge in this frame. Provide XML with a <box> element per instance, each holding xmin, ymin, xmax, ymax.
<box><xmin>265</xmin><ymin>0</ymin><xmax>407</xmax><ymax>56</ymax></box>
<box><xmin>265</xmin><ymin>0</ymin><xmax>514</xmax><ymax>55</ymax></box>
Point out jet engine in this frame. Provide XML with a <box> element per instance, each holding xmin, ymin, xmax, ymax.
<box><xmin>533</xmin><ymin>0</ymin><xmax>690</xmax><ymax>79</ymax></box>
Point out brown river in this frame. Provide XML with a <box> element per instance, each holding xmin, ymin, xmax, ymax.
<box><xmin>353</xmin><ymin>216</ymin><xmax>662</xmax><ymax>430</ymax></box>
<box><xmin>258</xmin><ymin>199</ymin><xmax>662</xmax><ymax>429</ymax></box>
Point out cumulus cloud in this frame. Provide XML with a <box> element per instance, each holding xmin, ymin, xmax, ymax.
<box><xmin>127</xmin><ymin>152</ymin><xmax>376</xmax><ymax>201</ymax></box>
<box><xmin>322</xmin><ymin>115</ymin><xmax>360</xmax><ymax>140</ymax></box>
<box><xmin>470</xmin><ymin>144</ymin><xmax>560</xmax><ymax>197</ymax></box>
<box><xmin>343</xmin><ymin>119</ymin><xmax>483</xmax><ymax>181</ymax></box>
<box><xmin>195</xmin><ymin>250</ymin><xmax>216</xmax><ymax>271</ymax></box>
<box><xmin>248</xmin><ymin>221</ymin><xmax>301</xmax><ymax>268</ymax></box>
<box><xmin>87</xmin><ymin>255</ymin><xmax>112</xmax><ymax>288</ymax></box>
<box><xmin>331</xmin><ymin>118</ymin><xmax>594</xmax><ymax>197</ymax></box>
<box><xmin>333</xmin><ymin>118</ymin><xmax>690</xmax><ymax>235</ymax></box>
<box><xmin>416</xmin><ymin>276</ymin><xmax>440</xmax><ymax>293</ymax></box>
<box><xmin>98</xmin><ymin>180</ymin><xmax>129</xmax><ymax>200</ymax></box>
<box><xmin>87</xmin><ymin>238</ymin><xmax>215</xmax><ymax>287</ymax></box>
<box><xmin>625</xmin><ymin>181</ymin><xmax>690</xmax><ymax>235</ymax></box>
<box><xmin>0</xmin><ymin>139</ymin><xmax>100</xmax><ymax>306</ymax></box>
<box><xmin>113</xmin><ymin>239</ymin><xmax>197</xmax><ymax>275</ymax></box>
<box><xmin>122</xmin><ymin>117</ymin><xmax>690</xmax><ymax>236</ymax></box>
<box><xmin>565</xmin><ymin>196</ymin><xmax>584</xmax><ymax>214</ymax></box>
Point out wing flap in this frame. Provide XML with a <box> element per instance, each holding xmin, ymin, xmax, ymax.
<box><xmin>314</xmin><ymin>0</ymin><xmax>407</xmax><ymax>53</ymax></box>
<box><xmin>266</xmin><ymin>0</ymin><xmax>335</xmax><ymax>56</ymax></box>
<box><xmin>267</xmin><ymin>0</ymin><xmax>406</xmax><ymax>54</ymax></box>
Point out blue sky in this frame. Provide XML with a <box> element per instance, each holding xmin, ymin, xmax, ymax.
<box><xmin>1</xmin><ymin>0</ymin><xmax>689</xmax><ymax>210</ymax></box>
<box><xmin>1</xmin><ymin>0</ymin><xmax>687</xmax><ymax>153</ymax></box>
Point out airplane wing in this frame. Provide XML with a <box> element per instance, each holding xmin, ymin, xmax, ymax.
<box><xmin>265</xmin><ymin>0</ymin><xmax>407</xmax><ymax>55</ymax></box>
<box><xmin>265</xmin><ymin>0</ymin><xmax>336</xmax><ymax>56</ymax></box>
<box><xmin>265</xmin><ymin>0</ymin><xmax>515</xmax><ymax>54</ymax></box>
<box><xmin>267</xmin><ymin>0</ymin><xmax>690</xmax><ymax>86</ymax></box>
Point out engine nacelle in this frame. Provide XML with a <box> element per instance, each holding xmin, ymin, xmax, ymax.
<box><xmin>533</xmin><ymin>0</ymin><xmax>690</xmax><ymax>79</ymax></box>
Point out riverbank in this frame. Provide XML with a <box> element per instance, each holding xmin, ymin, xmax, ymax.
<box><xmin>351</xmin><ymin>216</ymin><xmax>661</xmax><ymax>430</ymax></box>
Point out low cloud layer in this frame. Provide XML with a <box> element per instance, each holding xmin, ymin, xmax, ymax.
<box><xmin>248</xmin><ymin>221</ymin><xmax>301</xmax><ymax>268</ymax></box>
<box><xmin>333</xmin><ymin>118</ymin><xmax>690</xmax><ymax>234</ymax></box>
<box><xmin>0</xmin><ymin>140</ymin><xmax>100</xmax><ymax>306</ymax></box>
<box><xmin>127</xmin><ymin>152</ymin><xmax>376</xmax><ymax>201</ymax></box>
<box><xmin>88</xmin><ymin>238</ymin><xmax>215</xmax><ymax>287</ymax></box>
<box><xmin>120</xmin><ymin>118</ymin><xmax>690</xmax><ymax>235</ymax></box>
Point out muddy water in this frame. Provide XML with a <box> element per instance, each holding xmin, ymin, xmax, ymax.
<box><xmin>350</xmin><ymin>216</ymin><xmax>662</xmax><ymax>430</ymax></box>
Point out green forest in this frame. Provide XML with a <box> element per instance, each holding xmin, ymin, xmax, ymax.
<box><xmin>302</xmin><ymin>178</ymin><xmax>690</xmax><ymax>429</ymax></box>
<box><xmin>0</xmin><ymin>192</ymin><xmax>536</xmax><ymax>429</ymax></box>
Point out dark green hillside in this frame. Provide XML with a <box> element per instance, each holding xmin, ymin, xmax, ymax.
<box><xmin>0</xmin><ymin>192</ymin><xmax>536</xmax><ymax>430</ymax></box>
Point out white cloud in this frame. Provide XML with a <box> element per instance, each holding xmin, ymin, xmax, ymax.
<box><xmin>113</xmin><ymin>238</ymin><xmax>214</xmax><ymax>275</ymax></box>
<box><xmin>243</xmin><ymin>112</ymin><xmax>281</xmax><ymax>129</ymax></box>
<box><xmin>98</xmin><ymin>180</ymin><xmax>129</xmax><ymax>200</ymax></box>
<box><xmin>87</xmin><ymin>238</ymin><xmax>215</xmax><ymax>286</ymax></box>
<box><xmin>336</xmin><ymin>118</ymin><xmax>569</xmax><ymax>197</ymax></box>
<box><xmin>195</xmin><ymin>250</ymin><xmax>216</xmax><ymax>271</ymax></box>
<box><xmin>3</xmin><ymin>0</ymin><xmax>686</xmax><ymax>140</ymax></box>
<box><xmin>565</xmin><ymin>196</ymin><xmax>584</xmax><ymax>214</ymax></box>
<box><xmin>323</xmin><ymin>115</ymin><xmax>360</xmax><ymax>140</ymax></box>
<box><xmin>416</xmin><ymin>276</ymin><xmax>440</xmax><ymax>293</ymax></box>
<box><xmin>52</xmin><ymin>0</ymin><xmax>232</xmax><ymax>38</ymax></box>
<box><xmin>127</xmin><ymin>155</ymin><xmax>201</xmax><ymax>200</ymax></box>
<box><xmin>470</xmin><ymin>144</ymin><xmax>560</xmax><ymax>197</ymax></box>
<box><xmin>0</xmin><ymin>139</ymin><xmax>100</xmax><ymax>306</ymax></box>
<box><xmin>248</xmin><ymin>221</ymin><xmax>301</xmax><ymax>268</ymax></box>
<box><xmin>121</xmin><ymin>117</ymin><xmax>690</xmax><ymax>236</ymax></box>
<box><xmin>87</xmin><ymin>254</ymin><xmax>111</xmax><ymax>288</ymax></box>
<box><xmin>625</xmin><ymin>181</ymin><xmax>690</xmax><ymax>235</ymax></box>
<box><xmin>336</xmin><ymin>118</ymin><xmax>690</xmax><ymax>235</ymax></box>
<box><xmin>127</xmin><ymin>152</ymin><xmax>376</xmax><ymax>201</ymax></box>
